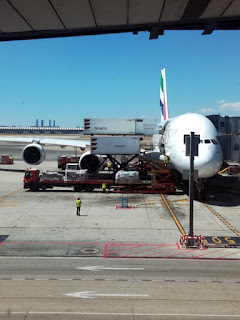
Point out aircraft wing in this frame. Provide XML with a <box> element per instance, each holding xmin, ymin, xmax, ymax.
<box><xmin>0</xmin><ymin>136</ymin><xmax>90</xmax><ymax>149</ymax></box>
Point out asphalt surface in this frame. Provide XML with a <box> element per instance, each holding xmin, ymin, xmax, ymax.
<box><xmin>0</xmin><ymin>138</ymin><xmax>240</xmax><ymax>319</ymax></box>
<box><xmin>0</xmin><ymin>256</ymin><xmax>240</xmax><ymax>320</ymax></box>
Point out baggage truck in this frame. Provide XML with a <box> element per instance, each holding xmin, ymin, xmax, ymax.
<box><xmin>0</xmin><ymin>154</ymin><xmax>13</xmax><ymax>164</ymax></box>
<box><xmin>23</xmin><ymin>168</ymin><xmax>113</xmax><ymax>192</ymax></box>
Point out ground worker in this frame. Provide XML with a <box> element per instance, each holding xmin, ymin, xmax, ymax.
<box><xmin>107</xmin><ymin>162</ymin><xmax>112</xmax><ymax>172</ymax></box>
<box><xmin>164</xmin><ymin>156</ymin><xmax>169</xmax><ymax>167</ymax></box>
<box><xmin>102</xmin><ymin>182</ymin><xmax>106</xmax><ymax>193</ymax></box>
<box><xmin>76</xmin><ymin>197</ymin><xmax>81</xmax><ymax>216</ymax></box>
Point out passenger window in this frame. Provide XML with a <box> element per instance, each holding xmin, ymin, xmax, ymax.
<box><xmin>200</xmin><ymin>140</ymin><xmax>203</xmax><ymax>143</ymax></box>
<box><xmin>204</xmin><ymin>139</ymin><xmax>211</xmax><ymax>144</ymax></box>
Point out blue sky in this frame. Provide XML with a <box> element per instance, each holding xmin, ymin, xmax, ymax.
<box><xmin>0</xmin><ymin>30</ymin><xmax>239</xmax><ymax>127</ymax></box>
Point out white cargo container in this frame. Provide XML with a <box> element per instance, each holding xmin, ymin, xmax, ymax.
<box><xmin>91</xmin><ymin>136</ymin><xmax>140</xmax><ymax>155</ymax></box>
<box><xmin>84</xmin><ymin>118</ymin><xmax>155</xmax><ymax>135</ymax></box>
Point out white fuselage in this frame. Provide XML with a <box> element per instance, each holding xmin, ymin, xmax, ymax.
<box><xmin>153</xmin><ymin>113</ymin><xmax>223</xmax><ymax>179</ymax></box>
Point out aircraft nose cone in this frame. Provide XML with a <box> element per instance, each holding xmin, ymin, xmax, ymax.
<box><xmin>195</xmin><ymin>149</ymin><xmax>222</xmax><ymax>178</ymax></box>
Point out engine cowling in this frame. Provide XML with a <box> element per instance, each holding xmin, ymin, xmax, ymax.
<box><xmin>22</xmin><ymin>143</ymin><xmax>46</xmax><ymax>165</ymax></box>
<box><xmin>79</xmin><ymin>151</ymin><xmax>105</xmax><ymax>174</ymax></box>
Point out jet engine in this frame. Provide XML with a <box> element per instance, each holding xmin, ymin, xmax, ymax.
<box><xmin>79</xmin><ymin>151</ymin><xmax>105</xmax><ymax>174</ymax></box>
<box><xmin>22</xmin><ymin>143</ymin><xmax>46</xmax><ymax>165</ymax></box>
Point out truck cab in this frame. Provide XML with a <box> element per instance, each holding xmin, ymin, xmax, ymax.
<box><xmin>23</xmin><ymin>169</ymin><xmax>40</xmax><ymax>190</ymax></box>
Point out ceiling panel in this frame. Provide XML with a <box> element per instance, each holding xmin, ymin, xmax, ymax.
<box><xmin>10</xmin><ymin>0</ymin><xmax>63</xmax><ymax>30</ymax></box>
<box><xmin>0</xmin><ymin>0</ymin><xmax>31</xmax><ymax>32</ymax></box>
<box><xmin>222</xmin><ymin>0</ymin><xmax>240</xmax><ymax>16</ymax></box>
<box><xmin>0</xmin><ymin>0</ymin><xmax>239</xmax><ymax>41</ymax></box>
<box><xmin>51</xmin><ymin>0</ymin><xmax>95</xmax><ymax>28</ymax></box>
<box><xmin>129</xmin><ymin>0</ymin><xmax>164</xmax><ymax>24</ymax></box>
<box><xmin>91</xmin><ymin>0</ymin><xmax>128</xmax><ymax>26</ymax></box>
<box><xmin>200</xmin><ymin>0</ymin><xmax>233</xmax><ymax>19</ymax></box>
<box><xmin>161</xmin><ymin>0</ymin><xmax>189</xmax><ymax>22</ymax></box>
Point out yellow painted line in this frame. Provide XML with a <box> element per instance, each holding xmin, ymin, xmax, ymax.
<box><xmin>0</xmin><ymin>205</ymin><xmax>15</xmax><ymax>208</ymax></box>
<box><xmin>0</xmin><ymin>188</ymin><xmax>22</xmax><ymax>203</ymax></box>
<box><xmin>7</xmin><ymin>201</ymin><xmax>21</xmax><ymax>203</ymax></box>
<box><xmin>161</xmin><ymin>194</ymin><xmax>186</xmax><ymax>236</ymax></box>
<box><xmin>203</xmin><ymin>203</ymin><xmax>240</xmax><ymax>237</ymax></box>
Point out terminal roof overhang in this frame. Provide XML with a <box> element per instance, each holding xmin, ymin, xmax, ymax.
<box><xmin>0</xmin><ymin>0</ymin><xmax>240</xmax><ymax>42</ymax></box>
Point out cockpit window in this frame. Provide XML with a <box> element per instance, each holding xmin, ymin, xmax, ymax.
<box><xmin>211</xmin><ymin>139</ymin><xmax>218</xmax><ymax>145</ymax></box>
<box><xmin>204</xmin><ymin>139</ymin><xmax>211</xmax><ymax>144</ymax></box>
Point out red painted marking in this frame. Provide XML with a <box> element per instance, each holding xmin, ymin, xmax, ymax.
<box><xmin>1</xmin><ymin>241</ymin><xmax>240</xmax><ymax>260</ymax></box>
<box><xmin>191</xmin><ymin>248</ymin><xmax>227</xmax><ymax>258</ymax></box>
<box><xmin>111</xmin><ymin>247</ymin><xmax>159</xmax><ymax>258</ymax></box>
<box><xmin>107</xmin><ymin>245</ymin><xmax>177</xmax><ymax>258</ymax></box>
<box><xmin>3</xmin><ymin>241</ymin><xmax>177</xmax><ymax>246</ymax></box>
<box><xmin>205</xmin><ymin>250</ymin><xmax>240</xmax><ymax>260</ymax></box>
<box><xmin>104</xmin><ymin>244</ymin><xmax>108</xmax><ymax>258</ymax></box>
<box><xmin>4</xmin><ymin>241</ymin><xmax>109</xmax><ymax>245</ymax></box>
<box><xmin>163</xmin><ymin>249</ymin><xmax>197</xmax><ymax>258</ymax></box>
<box><xmin>108</xmin><ymin>245</ymin><xmax>147</xmax><ymax>255</ymax></box>
<box><xmin>107</xmin><ymin>243</ymin><xmax>175</xmax><ymax>247</ymax></box>
<box><xmin>140</xmin><ymin>248</ymin><xmax>178</xmax><ymax>258</ymax></box>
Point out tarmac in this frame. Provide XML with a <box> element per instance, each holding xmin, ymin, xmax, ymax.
<box><xmin>0</xmin><ymin>146</ymin><xmax>240</xmax><ymax>260</ymax></box>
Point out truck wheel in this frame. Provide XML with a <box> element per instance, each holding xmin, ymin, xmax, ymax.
<box><xmin>84</xmin><ymin>185</ymin><xmax>94</xmax><ymax>192</ymax></box>
<box><xmin>30</xmin><ymin>184</ymin><xmax>39</xmax><ymax>192</ymax></box>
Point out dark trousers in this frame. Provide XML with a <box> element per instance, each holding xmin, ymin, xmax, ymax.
<box><xmin>76</xmin><ymin>207</ymin><xmax>81</xmax><ymax>215</ymax></box>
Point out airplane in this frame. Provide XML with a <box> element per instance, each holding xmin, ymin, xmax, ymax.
<box><xmin>0</xmin><ymin>69</ymin><xmax>223</xmax><ymax>198</ymax></box>
<box><xmin>143</xmin><ymin>68</ymin><xmax>223</xmax><ymax>198</ymax></box>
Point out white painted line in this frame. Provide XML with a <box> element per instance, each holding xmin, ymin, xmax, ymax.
<box><xmin>0</xmin><ymin>312</ymin><xmax>238</xmax><ymax>317</ymax></box>
<box><xmin>64</xmin><ymin>291</ymin><xmax>148</xmax><ymax>299</ymax></box>
<box><xmin>58</xmin><ymin>279</ymin><xmax>73</xmax><ymax>281</ymax></box>
<box><xmin>77</xmin><ymin>265</ymin><xmax>144</xmax><ymax>271</ymax></box>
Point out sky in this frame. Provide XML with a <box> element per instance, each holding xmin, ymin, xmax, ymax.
<box><xmin>0</xmin><ymin>30</ymin><xmax>239</xmax><ymax>127</ymax></box>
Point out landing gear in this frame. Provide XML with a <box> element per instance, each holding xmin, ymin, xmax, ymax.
<box><xmin>194</xmin><ymin>179</ymin><xmax>207</xmax><ymax>201</ymax></box>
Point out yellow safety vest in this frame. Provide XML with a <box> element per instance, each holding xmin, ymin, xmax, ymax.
<box><xmin>76</xmin><ymin>200</ymin><xmax>81</xmax><ymax>207</ymax></box>
<box><xmin>102</xmin><ymin>183</ymin><xmax>106</xmax><ymax>189</ymax></box>
<box><xmin>164</xmin><ymin>157</ymin><xmax>168</xmax><ymax>164</ymax></box>
<box><xmin>107</xmin><ymin>162</ymin><xmax>111</xmax><ymax>168</ymax></box>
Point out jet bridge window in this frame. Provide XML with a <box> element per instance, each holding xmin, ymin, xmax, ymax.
<box><xmin>159</xmin><ymin>121</ymin><xmax>169</xmax><ymax>134</ymax></box>
<box><xmin>204</xmin><ymin>139</ymin><xmax>211</xmax><ymax>144</ymax></box>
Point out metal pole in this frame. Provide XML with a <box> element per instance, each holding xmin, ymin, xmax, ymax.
<box><xmin>188</xmin><ymin>132</ymin><xmax>195</xmax><ymax>246</ymax></box>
